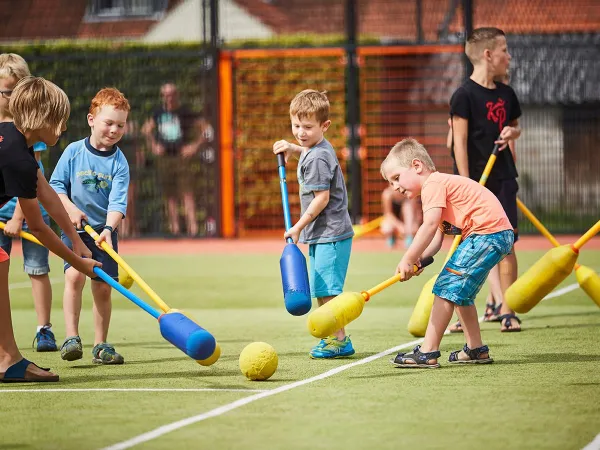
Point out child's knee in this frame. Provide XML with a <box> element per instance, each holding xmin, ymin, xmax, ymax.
<box><xmin>65</xmin><ymin>267</ymin><xmax>86</xmax><ymax>288</ymax></box>
<box><xmin>91</xmin><ymin>280</ymin><xmax>112</xmax><ymax>299</ymax></box>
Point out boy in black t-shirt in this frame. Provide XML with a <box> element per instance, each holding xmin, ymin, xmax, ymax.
<box><xmin>449</xmin><ymin>27</ymin><xmax>523</xmax><ymax>332</ymax></box>
<box><xmin>0</xmin><ymin>76</ymin><xmax>100</xmax><ymax>383</ymax></box>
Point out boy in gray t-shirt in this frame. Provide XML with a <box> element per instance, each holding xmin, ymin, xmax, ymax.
<box><xmin>273</xmin><ymin>89</ymin><xmax>355</xmax><ymax>359</ymax></box>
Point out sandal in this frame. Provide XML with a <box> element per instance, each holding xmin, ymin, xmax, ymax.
<box><xmin>483</xmin><ymin>302</ymin><xmax>502</xmax><ymax>322</ymax></box>
<box><xmin>448</xmin><ymin>320</ymin><xmax>463</xmax><ymax>333</ymax></box>
<box><xmin>390</xmin><ymin>345</ymin><xmax>441</xmax><ymax>368</ymax></box>
<box><xmin>449</xmin><ymin>344</ymin><xmax>493</xmax><ymax>364</ymax></box>
<box><xmin>499</xmin><ymin>314</ymin><xmax>522</xmax><ymax>332</ymax></box>
<box><xmin>0</xmin><ymin>358</ymin><xmax>59</xmax><ymax>383</ymax></box>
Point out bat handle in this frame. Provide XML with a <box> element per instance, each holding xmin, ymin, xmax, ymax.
<box><xmin>276</xmin><ymin>154</ymin><xmax>294</xmax><ymax>232</ymax></box>
<box><xmin>276</xmin><ymin>152</ymin><xmax>286</xmax><ymax>167</ymax></box>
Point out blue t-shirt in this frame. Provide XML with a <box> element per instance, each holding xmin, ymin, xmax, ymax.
<box><xmin>0</xmin><ymin>141</ymin><xmax>48</xmax><ymax>222</ymax></box>
<box><xmin>49</xmin><ymin>137</ymin><xmax>129</xmax><ymax>229</ymax></box>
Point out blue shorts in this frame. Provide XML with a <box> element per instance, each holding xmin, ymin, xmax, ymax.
<box><xmin>0</xmin><ymin>217</ymin><xmax>50</xmax><ymax>275</ymax></box>
<box><xmin>433</xmin><ymin>230</ymin><xmax>514</xmax><ymax>306</ymax></box>
<box><xmin>62</xmin><ymin>229</ymin><xmax>119</xmax><ymax>283</ymax></box>
<box><xmin>308</xmin><ymin>237</ymin><xmax>352</xmax><ymax>298</ymax></box>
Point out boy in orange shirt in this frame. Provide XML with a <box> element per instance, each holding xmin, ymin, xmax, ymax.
<box><xmin>381</xmin><ymin>138</ymin><xmax>514</xmax><ymax>368</ymax></box>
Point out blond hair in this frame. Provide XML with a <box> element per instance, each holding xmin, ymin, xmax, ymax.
<box><xmin>0</xmin><ymin>53</ymin><xmax>31</xmax><ymax>80</ymax></box>
<box><xmin>380</xmin><ymin>138</ymin><xmax>436</xmax><ymax>180</ymax></box>
<box><xmin>290</xmin><ymin>89</ymin><xmax>329</xmax><ymax>123</ymax></box>
<box><xmin>9</xmin><ymin>76</ymin><xmax>70</xmax><ymax>134</ymax></box>
<box><xmin>465</xmin><ymin>27</ymin><xmax>505</xmax><ymax>65</ymax></box>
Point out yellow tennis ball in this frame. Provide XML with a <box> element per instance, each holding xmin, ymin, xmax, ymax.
<box><xmin>197</xmin><ymin>342</ymin><xmax>221</xmax><ymax>366</ymax></box>
<box><xmin>239</xmin><ymin>342</ymin><xmax>278</xmax><ymax>381</ymax></box>
<box><xmin>119</xmin><ymin>269</ymin><xmax>134</xmax><ymax>289</ymax></box>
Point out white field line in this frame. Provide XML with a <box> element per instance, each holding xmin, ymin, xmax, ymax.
<box><xmin>101</xmin><ymin>280</ymin><xmax>585</xmax><ymax>450</ymax></box>
<box><xmin>583</xmin><ymin>433</ymin><xmax>600</xmax><ymax>450</ymax></box>
<box><xmin>0</xmin><ymin>388</ymin><xmax>266</xmax><ymax>393</ymax></box>
<box><xmin>9</xmin><ymin>277</ymin><xmax>64</xmax><ymax>290</ymax></box>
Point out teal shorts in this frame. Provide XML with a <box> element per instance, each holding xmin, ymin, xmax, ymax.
<box><xmin>433</xmin><ymin>230</ymin><xmax>514</xmax><ymax>306</ymax></box>
<box><xmin>308</xmin><ymin>237</ymin><xmax>352</xmax><ymax>298</ymax></box>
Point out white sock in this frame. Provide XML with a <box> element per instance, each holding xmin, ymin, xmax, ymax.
<box><xmin>37</xmin><ymin>325</ymin><xmax>51</xmax><ymax>333</ymax></box>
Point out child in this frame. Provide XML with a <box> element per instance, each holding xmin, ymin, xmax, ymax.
<box><xmin>50</xmin><ymin>88</ymin><xmax>130</xmax><ymax>365</ymax></box>
<box><xmin>449</xmin><ymin>27</ymin><xmax>523</xmax><ymax>332</ymax></box>
<box><xmin>273</xmin><ymin>89</ymin><xmax>355</xmax><ymax>359</ymax></box>
<box><xmin>381</xmin><ymin>138</ymin><xmax>514</xmax><ymax>368</ymax></box>
<box><xmin>380</xmin><ymin>186</ymin><xmax>422</xmax><ymax>249</ymax></box>
<box><xmin>0</xmin><ymin>53</ymin><xmax>57</xmax><ymax>352</ymax></box>
<box><xmin>0</xmin><ymin>76</ymin><xmax>100</xmax><ymax>382</ymax></box>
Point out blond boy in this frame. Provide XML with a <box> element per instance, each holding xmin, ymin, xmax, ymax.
<box><xmin>449</xmin><ymin>27</ymin><xmax>523</xmax><ymax>332</ymax></box>
<box><xmin>0</xmin><ymin>54</ymin><xmax>57</xmax><ymax>351</ymax></box>
<box><xmin>273</xmin><ymin>90</ymin><xmax>355</xmax><ymax>359</ymax></box>
<box><xmin>0</xmin><ymin>77</ymin><xmax>99</xmax><ymax>382</ymax></box>
<box><xmin>381</xmin><ymin>138</ymin><xmax>513</xmax><ymax>368</ymax></box>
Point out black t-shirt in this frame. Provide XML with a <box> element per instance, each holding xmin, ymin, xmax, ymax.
<box><xmin>449</xmin><ymin>79</ymin><xmax>522</xmax><ymax>182</ymax></box>
<box><xmin>152</xmin><ymin>105</ymin><xmax>198</xmax><ymax>156</ymax></box>
<box><xmin>0</xmin><ymin>122</ymin><xmax>38</xmax><ymax>208</ymax></box>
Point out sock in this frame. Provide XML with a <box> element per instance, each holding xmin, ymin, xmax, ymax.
<box><xmin>37</xmin><ymin>324</ymin><xmax>52</xmax><ymax>333</ymax></box>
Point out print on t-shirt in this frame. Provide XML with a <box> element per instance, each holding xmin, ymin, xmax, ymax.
<box><xmin>486</xmin><ymin>98</ymin><xmax>506</xmax><ymax>132</ymax></box>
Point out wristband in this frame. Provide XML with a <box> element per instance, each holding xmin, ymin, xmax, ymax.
<box><xmin>103</xmin><ymin>225</ymin><xmax>114</xmax><ymax>233</ymax></box>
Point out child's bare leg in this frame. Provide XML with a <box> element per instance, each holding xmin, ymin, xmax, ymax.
<box><xmin>420</xmin><ymin>295</ymin><xmax>455</xmax><ymax>353</ymax></box>
<box><xmin>182</xmin><ymin>191</ymin><xmax>198</xmax><ymax>236</ymax></box>
<box><xmin>498</xmin><ymin>249</ymin><xmax>521</xmax><ymax>331</ymax></box>
<box><xmin>91</xmin><ymin>281</ymin><xmax>112</xmax><ymax>345</ymax></box>
<box><xmin>0</xmin><ymin>260</ymin><xmax>20</xmax><ymax>368</ymax></box>
<box><xmin>318</xmin><ymin>296</ymin><xmax>346</xmax><ymax>340</ymax></box>
<box><xmin>63</xmin><ymin>267</ymin><xmax>86</xmax><ymax>337</ymax></box>
<box><xmin>166</xmin><ymin>196</ymin><xmax>180</xmax><ymax>235</ymax></box>
<box><xmin>455</xmin><ymin>305</ymin><xmax>484</xmax><ymax>350</ymax></box>
<box><xmin>30</xmin><ymin>274</ymin><xmax>52</xmax><ymax>326</ymax></box>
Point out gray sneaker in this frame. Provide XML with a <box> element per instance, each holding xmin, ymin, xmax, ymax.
<box><xmin>92</xmin><ymin>343</ymin><xmax>124</xmax><ymax>365</ymax></box>
<box><xmin>61</xmin><ymin>336</ymin><xmax>83</xmax><ymax>361</ymax></box>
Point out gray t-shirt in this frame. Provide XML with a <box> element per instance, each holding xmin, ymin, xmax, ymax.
<box><xmin>297</xmin><ymin>138</ymin><xmax>354</xmax><ymax>244</ymax></box>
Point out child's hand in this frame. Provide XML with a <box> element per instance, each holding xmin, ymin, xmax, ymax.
<box><xmin>396</xmin><ymin>257</ymin><xmax>416</xmax><ymax>281</ymax></box>
<box><xmin>273</xmin><ymin>140</ymin><xmax>298</xmax><ymax>162</ymax></box>
<box><xmin>284</xmin><ymin>226</ymin><xmax>300</xmax><ymax>244</ymax></box>
<box><xmin>67</xmin><ymin>206</ymin><xmax>88</xmax><ymax>229</ymax></box>
<box><xmin>180</xmin><ymin>144</ymin><xmax>197</xmax><ymax>159</ymax></box>
<box><xmin>74</xmin><ymin>257</ymin><xmax>102</xmax><ymax>279</ymax></box>
<box><xmin>96</xmin><ymin>229</ymin><xmax>113</xmax><ymax>250</ymax></box>
<box><xmin>72</xmin><ymin>235</ymin><xmax>92</xmax><ymax>259</ymax></box>
<box><xmin>495</xmin><ymin>126</ymin><xmax>519</xmax><ymax>151</ymax></box>
<box><xmin>3</xmin><ymin>218</ymin><xmax>23</xmax><ymax>238</ymax></box>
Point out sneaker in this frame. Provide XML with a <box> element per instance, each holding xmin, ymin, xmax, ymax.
<box><xmin>32</xmin><ymin>324</ymin><xmax>58</xmax><ymax>352</ymax></box>
<box><xmin>310</xmin><ymin>336</ymin><xmax>355</xmax><ymax>359</ymax></box>
<box><xmin>92</xmin><ymin>343</ymin><xmax>124</xmax><ymax>365</ymax></box>
<box><xmin>61</xmin><ymin>336</ymin><xmax>83</xmax><ymax>361</ymax></box>
<box><xmin>404</xmin><ymin>235</ymin><xmax>414</xmax><ymax>248</ymax></box>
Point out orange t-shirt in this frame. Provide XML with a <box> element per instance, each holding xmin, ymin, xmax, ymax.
<box><xmin>420</xmin><ymin>172</ymin><xmax>512</xmax><ymax>239</ymax></box>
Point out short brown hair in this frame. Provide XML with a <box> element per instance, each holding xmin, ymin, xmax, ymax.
<box><xmin>9</xmin><ymin>76</ymin><xmax>70</xmax><ymax>135</ymax></box>
<box><xmin>380</xmin><ymin>138</ymin><xmax>436</xmax><ymax>179</ymax></box>
<box><xmin>89</xmin><ymin>87</ymin><xmax>130</xmax><ymax>116</ymax></box>
<box><xmin>465</xmin><ymin>27</ymin><xmax>505</xmax><ymax>65</ymax></box>
<box><xmin>290</xmin><ymin>89</ymin><xmax>329</xmax><ymax>123</ymax></box>
<box><xmin>0</xmin><ymin>53</ymin><xmax>31</xmax><ymax>80</ymax></box>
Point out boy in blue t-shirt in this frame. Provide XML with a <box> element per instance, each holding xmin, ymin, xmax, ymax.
<box><xmin>50</xmin><ymin>88</ymin><xmax>130</xmax><ymax>365</ymax></box>
<box><xmin>0</xmin><ymin>53</ymin><xmax>57</xmax><ymax>352</ymax></box>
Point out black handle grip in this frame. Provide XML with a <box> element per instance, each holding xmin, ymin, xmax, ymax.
<box><xmin>419</xmin><ymin>256</ymin><xmax>435</xmax><ymax>269</ymax></box>
<box><xmin>276</xmin><ymin>153</ymin><xmax>285</xmax><ymax>167</ymax></box>
<box><xmin>491</xmin><ymin>134</ymin><xmax>502</xmax><ymax>156</ymax></box>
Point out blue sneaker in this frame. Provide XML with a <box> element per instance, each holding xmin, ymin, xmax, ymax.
<box><xmin>404</xmin><ymin>235</ymin><xmax>414</xmax><ymax>248</ymax></box>
<box><xmin>32</xmin><ymin>324</ymin><xmax>58</xmax><ymax>352</ymax></box>
<box><xmin>310</xmin><ymin>336</ymin><xmax>355</xmax><ymax>359</ymax></box>
<box><xmin>387</xmin><ymin>236</ymin><xmax>396</xmax><ymax>249</ymax></box>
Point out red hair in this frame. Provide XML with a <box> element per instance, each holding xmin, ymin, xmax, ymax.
<box><xmin>89</xmin><ymin>87</ymin><xmax>130</xmax><ymax>116</ymax></box>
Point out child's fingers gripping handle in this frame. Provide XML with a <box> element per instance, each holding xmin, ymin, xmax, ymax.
<box><xmin>415</xmin><ymin>256</ymin><xmax>435</xmax><ymax>271</ymax></box>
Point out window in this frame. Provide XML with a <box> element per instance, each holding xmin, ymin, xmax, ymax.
<box><xmin>85</xmin><ymin>0</ymin><xmax>169</xmax><ymax>21</ymax></box>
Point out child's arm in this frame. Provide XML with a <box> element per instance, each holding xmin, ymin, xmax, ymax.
<box><xmin>452</xmin><ymin>116</ymin><xmax>469</xmax><ymax>177</ymax></box>
<box><xmin>95</xmin><ymin>162</ymin><xmax>129</xmax><ymax>250</ymax></box>
<box><xmin>446</xmin><ymin>118</ymin><xmax>453</xmax><ymax>151</ymax></box>
<box><xmin>396</xmin><ymin>207</ymin><xmax>442</xmax><ymax>280</ymax></box>
<box><xmin>273</xmin><ymin>140</ymin><xmax>305</xmax><ymax>162</ymax></box>
<box><xmin>495</xmin><ymin>119</ymin><xmax>521</xmax><ymax>151</ymax></box>
<box><xmin>141</xmin><ymin>117</ymin><xmax>164</xmax><ymax>156</ymax></box>
<box><xmin>2</xmin><ymin>200</ymin><xmax>25</xmax><ymax>238</ymax></box>
<box><xmin>421</xmin><ymin>229</ymin><xmax>444</xmax><ymax>260</ymax></box>
<box><xmin>284</xmin><ymin>190</ymin><xmax>329</xmax><ymax>244</ymax></box>
<box><xmin>36</xmin><ymin>172</ymin><xmax>92</xmax><ymax>260</ymax></box>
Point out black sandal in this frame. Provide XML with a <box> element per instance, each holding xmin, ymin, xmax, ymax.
<box><xmin>448</xmin><ymin>344</ymin><xmax>493</xmax><ymax>364</ymax></box>
<box><xmin>499</xmin><ymin>314</ymin><xmax>522</xmax><ymax>332</ymax></box>
<box><xmin>483</xmin><ymin>302</ymin><xmax>503</xmax><ymax>322</ymax></box>
<box><xmin>390</xmin><ymin>345</ymin><xmax>441</xmax><ymax>368</ymax></box>
<box><xmin>448</xmin><ymin>320</ymin><xmax>463</xmax><ymax>333</ymax></box>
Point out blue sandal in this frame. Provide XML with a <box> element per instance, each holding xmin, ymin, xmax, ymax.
<box><xmin>390</xmin><ymin>345</ymin><xmax>441</xmax><ymax>368</ymax></box>
<box><xmin>449</xmin><ymin>344</ymin><xmax>493</xmax><ymax>364</ymax></box>
<box><xmin>0</xmin><ymin>358</ymin><xmax>59</xmax><ymax>383</ymax></box>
